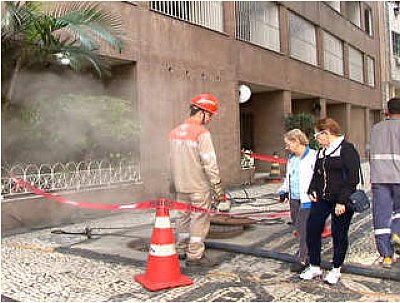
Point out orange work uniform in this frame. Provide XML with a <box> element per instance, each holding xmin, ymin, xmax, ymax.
<box><xmin>169</xmin><ymin>118</ymin><xmax>221</xmax><ymax>260</ymax></box>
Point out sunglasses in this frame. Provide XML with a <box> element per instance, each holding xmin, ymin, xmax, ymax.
<box><xmin>313</xmin><ymin>130</ymin><xmax>327</xmax><ymax>138</ymax></box>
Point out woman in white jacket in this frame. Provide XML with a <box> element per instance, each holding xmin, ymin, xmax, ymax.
<box><xmin>278</xmin><ymin>129</ymin><xmax>316</xmax><ymax>270</ymax></box>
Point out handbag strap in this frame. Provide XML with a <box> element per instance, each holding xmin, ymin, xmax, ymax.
<box><xmin>358</xmin><ymin>164</ymin><xmax>365</xmax><ymax>189</ymax></box>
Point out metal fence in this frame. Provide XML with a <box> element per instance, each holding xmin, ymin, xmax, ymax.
<box><xmin>1</xmin><ymin>159</ymin><xmax>141</xmax><ymax>200</ymax></box>
<box><xmin>150</xmin><ymin>1</ymin><xmax>224</xmax><ymax>32</ymax></box>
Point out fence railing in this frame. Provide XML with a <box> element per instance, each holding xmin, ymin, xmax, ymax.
<box><xmin>235</xmin><ymin>1</ymin><xmax>281</xmax><ymax>52</ymax></box>
<box><xmin>150</xmin><ymin>1</ymin><xmax>224</xmax><ymax>32</ymax></box>
<box><xmin>1</xmin><ymin>159</ymin><xmax>141</xmax><ymax>200</ymax></box>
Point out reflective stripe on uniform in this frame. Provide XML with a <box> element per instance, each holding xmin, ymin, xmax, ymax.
<box><xmin>190</xmin><ymin>236</ymin><xmax>202</xmax><ymax>243</ymax></box>
<box><xmin>149</xmin><ymin>244</ymin><xmax>176</xmax><ymax>257</ymax></box>
<box><xmin>178</xmin><ymin>232</ymin><xmax>190</xmax><ymax>240</ymax></box>
<box><xmin>200</xmin><ymin>151</ymin><xmax>216</xmax><ymax>162</ymax></box>
<box><xmin>154</xmin><ymin>217</ymin><xmax>171</xmax><ymax>229</ymax></box>
<box><xmin>171</xmin><ymin>139</ymin><xmax>198</xmax><ymax>148</ymax></box>
<box><xmin>371</xmin><ymin>154</ymin><xmax>400</xmax><ymax>161</ymax></box>
<box><xmin>374</xmin><ymin>228</ymin><xmax>392</xmax><ymax>235</ymax></box>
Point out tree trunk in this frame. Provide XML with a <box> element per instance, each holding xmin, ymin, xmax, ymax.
<box><xmin>4</xmin><ymin>56</ymin><xmax>22</xmax><ymax>109</ymax></box>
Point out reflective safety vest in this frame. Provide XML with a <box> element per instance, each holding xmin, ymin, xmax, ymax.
<box><xmin>169</xmin><ymin>118</ymin><xmax>221</xmax><ymax>193</ymax></box>
<box><xmin>370</xmin><ymin>119</ymin><xmax>400</xmax><ymax>184</ymax></box>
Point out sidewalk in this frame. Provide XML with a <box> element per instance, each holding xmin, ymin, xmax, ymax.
<box><xmin>1</xmin><ymin>183</ymin><xmax>400</xmax><ymax>302</ymax></box>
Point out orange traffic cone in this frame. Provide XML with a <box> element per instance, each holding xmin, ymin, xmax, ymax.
<box><xmin>322</xmin><ymin>224</ymin><xmax>332</xmax><ymax>238</ymax></box>
<box><xmin>134</xmin><ymin>203</ymin><xmax>193</xmax><ymax>291</ymax></box>
<box><xmin>270</xmin><ymin>152</ymin><xmax>282</xmax><ymax>183</ymax></box>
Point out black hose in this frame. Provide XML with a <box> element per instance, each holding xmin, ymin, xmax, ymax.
<box><xmin>205</xmin><ymin>241</ymin><xmax>400</xmax><ymax>282</ymax></box>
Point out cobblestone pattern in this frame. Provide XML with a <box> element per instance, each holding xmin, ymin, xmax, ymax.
<box><xmin>2</xmin><ymin>244</ymin><xmax>399</xmax><ymax>302</ymax></box>
<box><xmin>2</xmin><ymin>183</ymin><xmax>400</xmax><ymax>302</ymax></box>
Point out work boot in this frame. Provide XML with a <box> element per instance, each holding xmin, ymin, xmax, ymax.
<box><xmin>383</xmin><ymin>257</ymin><xmax>393</xmax><ymax>268</ymax></box>
<box><xmin>186</xmin><ymin>254</ymin><xmax>216</xmax><ymax>268</ymax></box>
<box><xmin>178</xmin><ymin>253</ymin><xmax>187</xmax><ymax>260</ymax></box>
<box><xmin>393</xmin><ymin>233</ymin><xmax>400</xmax><ymax>254</ymax></box>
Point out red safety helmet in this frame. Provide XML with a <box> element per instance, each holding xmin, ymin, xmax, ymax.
<box><xmin>191</xmin><ymin>94</ymin><xmax>219</xmax><ymax>115</ymax></box>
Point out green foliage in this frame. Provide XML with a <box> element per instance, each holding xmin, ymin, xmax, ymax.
<box><xmin>284</xmin><ymin>113</ymin><xmax>319</xmax><ymax>149</ymax></box>
<box><xmin>2</xmin><ymin>1</ymin><xmax>124</xmax><ymax>78</ymax></box>
<box><xmin>2</xmin><ymin>94</ymin><xmax>140</xmax><ymax>164</ymax></box>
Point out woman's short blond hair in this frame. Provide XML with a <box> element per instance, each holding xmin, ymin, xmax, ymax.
<box><xmin>284</xmin><ymin>129</ymin><xmax>309</xmax><ymax>146</ymax></box>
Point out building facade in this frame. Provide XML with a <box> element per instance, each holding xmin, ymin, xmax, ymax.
<box><xmin>107</xmin><ymin>1</ymin><xmax>383</xmax><ymax>188</ymax></box>
<box><xmin>381</xmin><ymin>1</ymin><xmax>400</xmax><ymax>100</ymax></box>
<box><xmin>2</xmin><ymin>1</ymin><xmax>386</xmax><ymax>229</ymax></box>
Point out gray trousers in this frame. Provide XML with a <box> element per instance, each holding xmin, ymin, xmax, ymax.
<box><xmin>290</xmin><ymin>199</ymin><xmax>311</xmax><ymax>264</ymax></box>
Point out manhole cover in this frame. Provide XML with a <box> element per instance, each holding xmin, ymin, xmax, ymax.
<box><xmin>208</xmin><ymin>224</ymin><xmax>245</xmax><ymax>239</ymax></box>
<box><xmin>127</xmin><ymin>238</ymin><xmax>150</xmax><ymax>252</ymax></box>
<box><xmin>210</xmin><ymin>215</ymin><xmax>258</xmax><ymax>225</ymax></box>
<box><xmin>208</xmin><ymin>215</ymin><xmax>257</xmax><ymax>239</ymax></box>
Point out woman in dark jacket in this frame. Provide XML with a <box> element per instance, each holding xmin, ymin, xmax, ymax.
<box><xmin>299</xmin><ymin>118</ymin><xmax>360</xmax><ymax>285</ymax></box>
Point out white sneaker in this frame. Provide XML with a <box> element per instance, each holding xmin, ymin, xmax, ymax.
<box><xmin>299</xmin><ymin>265</ymin><xmax>322</xmax><ymax>280</ymax></box>
<box><xmin>324</xmin><ymin>267</ymin><xmax>341</xmax><ymax>284</ymax></box>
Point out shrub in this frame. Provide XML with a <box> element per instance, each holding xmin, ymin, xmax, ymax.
<box><xmin>284</xmin><ymin>113</ymin><xmax>319</xmax><ymax>149</ymax></box>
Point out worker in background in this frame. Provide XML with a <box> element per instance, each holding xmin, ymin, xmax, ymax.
<box><xmin>169</xmin><ymin>93</ymin><xmax>225</xmax><ymax>267</ymax></box>
<box><xmin>369</xmin><ymin>98</ymin><xmax>400</xmax><ymax>268</ymax></box>
<box><xmin>278</xmin><ymin>129</ymin><xmax>317</xmax><ymax>273</ymax></box>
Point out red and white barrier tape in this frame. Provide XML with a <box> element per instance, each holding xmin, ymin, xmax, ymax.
<box><xmin>11</xmin><ymin>177</ymin><xmax>289</xmax><ymax>219</ymax></box>
<box><xmin>249</xmin><ymin>152</ymin><xmax>288</xmax><ymax>165</ymax></box>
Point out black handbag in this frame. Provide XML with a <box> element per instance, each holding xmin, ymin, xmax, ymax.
<box><xmin>347</xmin><ymin>166</ymin><xmax>370</xmax><ymax>213</ymax></box>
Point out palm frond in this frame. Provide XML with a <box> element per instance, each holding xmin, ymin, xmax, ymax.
<box><xmin>1</xmin><ymin>1</ymin><xmax>40</xmax><ymax>41</ymax></box>
<box><xmin>47</xmin><ymin>2</ymin><xmax>124</xmax><ymax>53</ymax></box>
<box><xmin>58</xmin><ymin>45</ymin><xmax>112</xmax><ymax>77</ymax></box>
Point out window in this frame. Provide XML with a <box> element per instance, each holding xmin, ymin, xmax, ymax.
<box><xmin>364</xmin><ymin>6</ymin><xmax>373</xmax><ymax>36</ymax></box>
<box><xmin>236</xmin><ymin>1</ymin><xmax>280</xmax><ymax>52</ymax></box>
<box><xmin>345</xmin><ymin>2</ymin><xmax>361</xmax><ymax>28</ymax></box>
<box><xmin>289</xmin><ymin>13</ymin><xmax>317</xmax><ymax>65</ymax></box>
<box><xmin>366</xmin><ymin>56</ymin><xmax>375</xmax><ymax>87</ymax></box>
<box><xmin>325</xmin><ymin>1</ymin><xmax>341</xmax><ymax>13</ymax></box>
<box><xmin>348</xmin><ymin>46</ymin><xmax>364</xmax><ymax>83</ymax></box>
<box><xmin>323</xmin><ymin>31</ymin><xmax>344</xmax><ymax>76</ymax></box>
<box><xmin>150</xmin><ymin>1</ymin><xmax>224</xmax><ymax>32</ymax></box>
<box><xmin>392</xmin><ymin>31</ymin><xmax>400</xmax><ymax>57</ymax></box>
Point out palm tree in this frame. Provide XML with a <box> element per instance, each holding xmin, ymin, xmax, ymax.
<box><xmin>1</xmin><ymin>1</ymin><xmax>124</xmax><ymax>107</ymax></box>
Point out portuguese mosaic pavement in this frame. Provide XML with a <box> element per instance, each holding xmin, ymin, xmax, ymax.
<box><xmin>2</xmin><ymin>184</ymin><xmax>400</xmax><ymax>302</ymax></box>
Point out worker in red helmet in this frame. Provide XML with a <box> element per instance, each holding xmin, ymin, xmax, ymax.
<box><xmin>169</xmin><ymin>93</ymin><xmax>225</xmax><ymax>267</ymax></box>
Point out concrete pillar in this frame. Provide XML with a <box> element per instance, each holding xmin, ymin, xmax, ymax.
<box><xmin>282</xmin><ymin>90</ymin><xmax>292</xmax><ymax>115</ymax></box>
<box><xmin>252</xmin><ymin>90</ymin><xmax>292</xmax><ymax>172</ymax></box>
<box><xmin>345</xmin><ymin>103</ymin><xmax>352</xmax><ymax>140</ymax></box>
<box><xmin>279</xmin><ymin>5</ymin><xmax>289</xmax><ymax>56</ymax></box>
<box><xmin>316</xmin><ymin>27</ymin><xmax>324</xmax><ymax>68</ymax></box>
<box><xmin>363</xmin><ymin>54</ymin><xmax>368</xmax><ymax>84</ymax></box>
<box><xmin>343</xmin><ymin>44</ymin><xmax>350</xmax><ymax>78</ymax></box>
<box><xmin>319</xmin><ymin>98</ymin><xmax>327</xmax><ymax>118</ymax></box>
<box><xmin>364</xmin><ymin>107</ymin><xmax>371</xmax><ymax>146</ymax></box>
<box><xmin>223</xmin><ymin>1</ymin><xmax>236</xmax><ymax>37</ymax></box>
<box><xmin>359</xmin><ymin>2</ymin><xmax>366</xmax><ymax>32</ymax></box>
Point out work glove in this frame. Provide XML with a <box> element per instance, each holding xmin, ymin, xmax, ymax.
<box><xmin>212</xmin><ymin>181</ymin><xmax>225</xmax><ymax>203</ymax></box>
<box><xmin>212</xmin><ymin>182</ymin><xmax>231</xmax><ymax>212</ymax></box>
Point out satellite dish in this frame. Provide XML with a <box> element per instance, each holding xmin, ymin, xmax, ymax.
<box><xmin>239</xmin><ymin>84</ymin><xmax>251</xmax><ymax>103</ymax></box>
